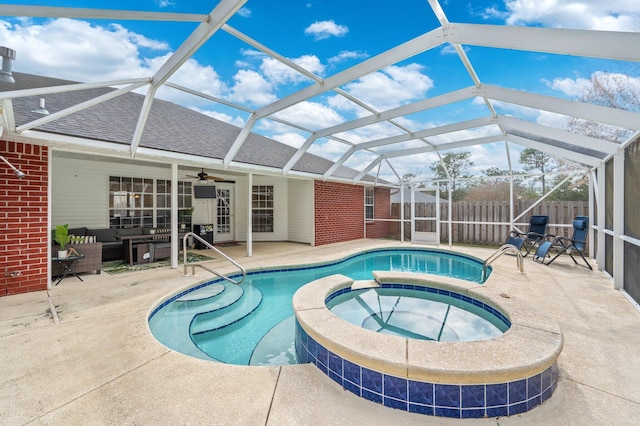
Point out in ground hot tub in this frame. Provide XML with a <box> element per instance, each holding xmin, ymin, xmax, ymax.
<box><xmin>326</xmin><ymin>285</ymin><xmax>510</xmax><ymax>342</ymax></box>
<box><xmin>293</xmin><ymin>271</ymin><xmax>563</xmax><ymax>419</ymax></box>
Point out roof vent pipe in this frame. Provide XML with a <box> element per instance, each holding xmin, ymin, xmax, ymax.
<box><xmin>34</xmin><ymin>98</ymin><xmax>49</xmax><ymax>115</ymax></box>
<box><xmin>0</xmin><ymin>46</ymin><xmax>16</xmax><ymax>83</ymax></box>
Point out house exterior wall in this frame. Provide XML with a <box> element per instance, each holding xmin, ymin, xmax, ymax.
<box><xmin>234</xmin><ymin>175</ymin><xmax>290</xmax><ymax>242</ymax></box>
<box><xmin>288</xmin><ymin>179</ymin><xmax>313</xmax><ymax>244</ymax></box>
<box><xmin>52</xmin><ymin>154</ymin><xmax>181</xmax><ymax>229</ymax></box>
<box><xmin>366</xmin><ymin>186</ymin><xmax>391</xmax><ymax>238</ymax></box>
<box><xmin>314</xmin><ymin>181</ymin><xmax>391</xmax><ymax>246</ymax></box>
<box><xmin>314</xmin><ymin>181</ymin><xmax>365</xmax><ymax>246</ymax></box>
<box><xmin>1</xmin><ymin>141</ymin><xmax>49</xmax><ymax>295</ymax></box>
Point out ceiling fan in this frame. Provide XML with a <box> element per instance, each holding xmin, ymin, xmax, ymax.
<box><xmin>185</xmin><ymin>168</ymin><xmax>226</xmax><ymax>182</ymax></box>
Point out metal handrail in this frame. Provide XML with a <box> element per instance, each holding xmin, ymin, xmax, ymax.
<box><xmin>182</xmin><ymin>232</ymin><xmax>246</xmax><ymax>285</ymax></box>
<box><xmin>482</xmin><ymin>243</ymin><xmax>524</xmax><ymax>281</ymax></box>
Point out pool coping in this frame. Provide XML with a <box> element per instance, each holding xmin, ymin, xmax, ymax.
<box><xmin>293</xmin><ymin>271</ymin><xmax>564</xmax><ymax>385</ymax></box>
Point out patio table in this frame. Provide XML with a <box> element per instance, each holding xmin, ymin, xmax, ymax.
<box><xmin>51</xmin><ymin>254</ymin><xmax>86</xmax><ymax>285</ymax></box>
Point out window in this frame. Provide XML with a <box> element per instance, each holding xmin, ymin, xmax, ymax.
<box><xmin>109</xmin><ymin>176</ymin><xmax>191</xmax><ymax>229</ymax></box>
<box><xmin>252</xmin><ymin>185</ymin><xmax>273</xmax><ymax>232</ymax></box>
<box><xmin>365</xmin><ymin>187</ymin><xmax>374</xmax><ymax>221</ymax></box>
<box><xmin>217</xmin><ymin>188</ymin><xmax>231</xmax><ymax>233</ymax></box>
<box><xmin>109</xmin><ymin>176</ymin><xmax>153</xmax><ymax>228</ymax></box>
<box><xmin>156</xmin><ymin>180</ymin><xmax>192</xmax><ymax>229</ymax></box>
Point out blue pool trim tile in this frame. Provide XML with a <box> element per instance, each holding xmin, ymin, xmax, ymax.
<box><xmin>295</xmin><ymin>319</ymin><xmax>558</xmax><ymax>419</ymax></box>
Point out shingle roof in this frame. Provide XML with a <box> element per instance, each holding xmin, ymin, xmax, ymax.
<box><xmin>2</xmin><ymin>72</ymin><xmax>381</xmax><ymax>183</ymax></box>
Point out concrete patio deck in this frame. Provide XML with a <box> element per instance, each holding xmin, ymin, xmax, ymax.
<box><xmin>1</xmin><ymin>239</ymin><xmax>638</xmax><ymax>425</ymax></box>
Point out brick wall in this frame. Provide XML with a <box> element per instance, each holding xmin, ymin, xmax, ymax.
<box><xmin>314</xmin><ymin>181</ymin><xmax>391</xmax><ymax>246</ymax></box>
<box><xmin>366</xmin><ymin>186</ymin><xmax>391</xmax><ymax>238</ymax></box>
<box><xmin>0</xmin><ymin>141</ymin><xmax>49</xmax><ymax>296</ymax></box>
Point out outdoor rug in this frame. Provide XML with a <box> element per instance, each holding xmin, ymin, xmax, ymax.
<box><xmin>102</xmin><ymin>253</ymin><xmax>214</xmax><ymax>275</ymax></box>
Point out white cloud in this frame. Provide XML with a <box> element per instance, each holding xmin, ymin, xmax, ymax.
<box><xmin>325</xmin><ymin>94</ymin><xmax>371</xmax><ymax>118</ymax></box>
<box><xmin>260</xmin><ymin>54</ymin><xmax>325</xmax><ymax>84</ymax></box>
<box><xmin>490</xmin><ymin>1</ymin><xmax>640</xmax><ymax>31</ymax></box>
<box><xmin>544</xmin><ymin>71</ymin><xmax>640</xmax><ymax>102</ymax></box>
<box><xmin>273</xmin><ymin>101</ymin><xmax>344</xmax><ymax>130</ymax></box>
<box><xmin>328</xmin><ymin>50</ymin><xmax>369</xmax><ymax>64</ymax></box>
<box><xmin>536</xmin><ymin>110</ymin><xmax>570</xmax><ymax>129</ymax></box>
<box><xmin>341</xmin><ymin>64</ymin><xmax>434</xmax><ymax>110</ymax></box>
<box><xmin>0</xmin><ymin>18</ymin><xmax>169</xmax><ymax>82</ymax></box>
<box><xmin>271</xmin><ymin>132</ymin><xmax>307</xmax><ymax>148</ymax></box>
<box><xmin>191</xmin><ymin>107</ymin><xmax>246</xmax><ymax>127</ymax></box>
<box><xmin>308</xmin><ymin>138</ymin><xmax>351</xmax><ymax>161</ymax></box>
<box><xmin>304</xmin><ymin>20</ymin><xmax>348</xmax><ymax>40</ymax></box>
<box><xmin>440</xmin><ymin>44</ymin><xmax>469</xmax><ymax>55</ymax></box>
<box><xmin>544</xmin><ymin>76</ymin><xmax>593</xmax><ymax>97</ymax></box>
<box><xmin>157</xmin><ymin>1</ymin><xmax>176</xmax><ymax>8</ymax></box>
<box><xmin>237</xmin><ymin>7</ymin><xmax>252</xmax><ymax>18</ymax></box>
<box><xmin>228</xmin><ymin>69</ymin><xmax>277</xmax><ymax>107</ymax></box>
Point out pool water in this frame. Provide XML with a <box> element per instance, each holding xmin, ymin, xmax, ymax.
<box><xmin>326</xmin><ymin>287</ymin><xmax>509</xmax><ymax>342</ymax></box>
<box><xmin>148</xmin><ymin>249</ymin><xmax>488</xmax><ymax>366</ymax></box>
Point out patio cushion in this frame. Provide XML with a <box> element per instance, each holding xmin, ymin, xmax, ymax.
<box><xmin>92</xmin><ymin>228</ymin><xmax>118</xmax><ymax>242</ymax></box>
<box><xmin>67</xmin><ymin>227</ymin><xmax>88</xmax><ymax>237</ymax></box>
<box><xmin>116</xmin><ymin>227</ymin><xmax>144</xmax><ymax>237</ymax></box>
<box><xmin>70</xmin><ymin>235</ymin><xmax>96</xmax><ymax>244</ymax></box>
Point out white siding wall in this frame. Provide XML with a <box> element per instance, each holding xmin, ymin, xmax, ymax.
<box><xmin>51</xmin><ymin>154</ymin><xmax>174</xmax><ymax>229</ymax></box>
<box><xmin>235</xmin><ymin>175</ymin><xmax>290</xmax><ymax>242</ymax></box>
<box><xmin>52</xmin><ymin>154</ymin><xmax>314</xmax><ymax>245</ymax></box>
<box><xmin>288</xmin><ymin>179</ymin><xmax>313</xmax><ymax>243</ymax></box>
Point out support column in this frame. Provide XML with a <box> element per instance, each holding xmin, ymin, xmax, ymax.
<box><xmin>246</xmin><ymin>172</ymin><xmax>253</xmax><ymax>257</ymax></box>
<box><xmin>410</xmin><ymin>188</ymin><xmax>415</xmax><ymax>243</ymax></box>
<box><xmin>613</xmin><ymin>150</ymin><xmax>624</xmax><ymax>289</ymax></box>
<box><xmin>400</xmin><ymin>187</ymin><xmax>405</xmax><ymax>242</ymax></box>
<box><xmin>596</xmin><ymin>165</ymin><xmax>606</xmax><ymax>271</ymax></box>
<box><xmin>171</xmin><ymin>163</ymin><xmax>179</xmax><ymax>269</ymax></box>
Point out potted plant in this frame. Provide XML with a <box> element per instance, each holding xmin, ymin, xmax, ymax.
<box><xmin>179</xmin><ymin>206</ymin><xmax>194</xmax><ymax>229</ymax></box>
<box><xmin>54</xmin><ymin>224</ymin><xmax>71</xmax><ymax>258</ymax></box>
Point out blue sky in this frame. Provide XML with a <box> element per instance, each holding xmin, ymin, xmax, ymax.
<box><xmin>1</xmin><ymin>1</ymin><xmax>639</xmax><ymax>182</ymax></box>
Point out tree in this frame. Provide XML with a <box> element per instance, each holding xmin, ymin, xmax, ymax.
<box><xmin>429</xmin><ymin>151</ymin><xmax>474</xmax><ymax>201</ymax></box>
<box><xmin>519</xmin><ymin>148</ymin><xmax>557</xmax><ymax>195</ymax></box>
<box><xmin>546</xmin><ymin>174</ymin><xmax>589</xmax><ymax>201</ymax></box>
<box><xmin>399</xmin><ymin>173</ymin><xmax>423</xmax><ymax>188</ymax></box>
<box><xmin>464</xmin><ymin>168</ymin><xmax>529</xmax><ymax>201</ymax></box>
<box><xmin>569</xmin><ymin>71</ymin><xmax>640</xmax><ymax>142</ymax></box>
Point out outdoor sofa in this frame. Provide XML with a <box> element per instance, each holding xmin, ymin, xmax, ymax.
<box><xmin>66</xmin><ymin>226</ymin><xmax>173</xmax><ymax>263</ymax></box>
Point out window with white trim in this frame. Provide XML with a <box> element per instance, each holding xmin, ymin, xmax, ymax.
<box><xmin>252</xmin><ymin>185</ymin><xmax>274</xmax><ymax>232</ymax></box>
<box><xmin>365</xmin><ymin>187</ymin><xmax>374</xmax><ymax>221</ymax></box>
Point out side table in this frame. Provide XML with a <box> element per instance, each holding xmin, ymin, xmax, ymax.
<box><xmin>52</xmin><ymin>254</ymin><xmax>86</xmax><ymax>286</ymax></box>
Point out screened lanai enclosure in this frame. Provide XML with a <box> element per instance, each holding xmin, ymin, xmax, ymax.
<box><xmin>0</xmin><ymin>1</ymin><xmax>639</xmax><ymax>304</ymax></box>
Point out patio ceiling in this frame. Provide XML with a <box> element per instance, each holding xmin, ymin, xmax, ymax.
<box><xmin>1</xmin><ymin>0</ymin><xmax>639</xmax><ymax>185</ymax></box>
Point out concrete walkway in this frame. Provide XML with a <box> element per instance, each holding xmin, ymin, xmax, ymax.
<box><xmin>1</xmin><ymin>240</ymin><xmax>638</xmax><ymax>425</ymax></box>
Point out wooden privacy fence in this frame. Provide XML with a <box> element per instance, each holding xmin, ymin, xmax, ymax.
<box><xmin>389</xmin><ymin>201</ymin><xmax>589</xmax><ymax>246</ymax></box>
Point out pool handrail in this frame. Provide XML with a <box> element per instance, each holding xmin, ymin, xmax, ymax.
<box><xmin>182</xmin><ymin>232</ymin><xmax>246</xmax><ymax>285</ymax></box>
<box><xmin>483</xmin><ymin>243</ymin><xmax>524</xmax><ymax>281</ymax></box>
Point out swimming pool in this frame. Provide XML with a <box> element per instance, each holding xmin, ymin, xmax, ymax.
<box><xmin>148</xmin><ymin>248</ymin><xmax>489</xmax><ymax>366</ymax></box>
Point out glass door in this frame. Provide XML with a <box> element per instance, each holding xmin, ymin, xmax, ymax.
<box><xmin>215</xmin><ymin>185</ymin><xmax>233</xmax><ymax>242</ymax></box>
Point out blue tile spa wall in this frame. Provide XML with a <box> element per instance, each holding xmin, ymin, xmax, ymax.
<box><xmin>295</xmin><ymin>321</ymin><xmax>558</xmax><ymax>419</ymax></box>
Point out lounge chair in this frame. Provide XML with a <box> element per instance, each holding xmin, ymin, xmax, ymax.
<box><xmin>533</xmin><ymin>216</ymin><xmax>592</xmax><ymax>270</ymax></box>
<box><xmin>505</xmin><ymin>215</ymin><xmax>549</xmax><ymax>257</ymax></box>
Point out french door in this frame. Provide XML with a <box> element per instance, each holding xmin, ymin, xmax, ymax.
<box><xmin>215</xmin><ymin>185</ymin><xmax>233</xmax><ymax>241</ymax></box>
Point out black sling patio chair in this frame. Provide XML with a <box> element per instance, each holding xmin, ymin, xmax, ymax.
<box><xmin>533</xmin><ymin>216</ymin><xmax>592</xmax><ymax>270</ymax></box>
<box><xmin>505</xmin><ymin>215</ymin><xmax>549</xmax><ymax>257</ymax></box>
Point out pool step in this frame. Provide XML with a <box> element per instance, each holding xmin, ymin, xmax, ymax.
<box><xmin>249</xmin><ymin>315</ymin><xmax>297</xmax><ymax>366</ymax></box>
<box><xmin>187</xmin><ymin>283</ymin><xmax>244</xmax><ymax>314</ymax></box>
<box><xmin>190</xmin><ymin>285</ymin><xmax>263</xmax><ymax>335</ymax></box>
<box><xmin>174</xmin><ymin>284</ymin><xmax>225</xmax><ymax>304</ymax></box>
